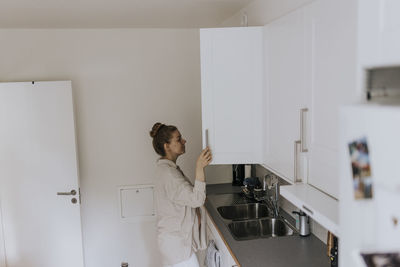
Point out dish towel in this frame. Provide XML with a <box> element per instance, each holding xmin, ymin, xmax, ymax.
<box><xmin>205</xmin><ymin>240</ymin><xmax>221</xmax><ymax>267</ymax></box>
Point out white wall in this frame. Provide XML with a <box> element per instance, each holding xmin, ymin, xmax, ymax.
<box><xmin>0</xmin><ymin>28</ymin><xmax>214</xmax><ymax>267</ymax></box>
<box><xmin>221</xmin><ymin>0</ymin><xmax>314</xmax><ymax>27</ymax></box>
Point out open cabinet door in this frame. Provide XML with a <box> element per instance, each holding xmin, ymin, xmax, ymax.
<box><xmin>200</xmin><ymin>27</ymin><xmax>264</xmax><ymax>164</ymax></box>
<box><xmin>0</xmin><ymin>81</ymin><xmax>84</xmax><ymax>267</ymax></box>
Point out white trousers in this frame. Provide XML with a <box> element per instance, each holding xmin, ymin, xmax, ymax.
<box><xmin>164</xmin><ymin>253</ymin><xmax>200</xmax><ymax>267</ymax></box>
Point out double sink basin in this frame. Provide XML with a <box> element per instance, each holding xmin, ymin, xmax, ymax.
<box><xmin>208</xmin><ymin>193</ymin><xmax>297</xmax><ymax>241</ymax></box>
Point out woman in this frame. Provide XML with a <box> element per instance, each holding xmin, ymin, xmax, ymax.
<box><xmin>149</xmin><ymin>122</ymin><xmax>212</xmax><ymax>267</ymax></box>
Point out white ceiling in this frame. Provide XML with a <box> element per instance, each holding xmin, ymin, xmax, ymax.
<box><xmin>0</xmin><ymin>0</ymin><xmax>253</xmax><ymax>28</ymax></box>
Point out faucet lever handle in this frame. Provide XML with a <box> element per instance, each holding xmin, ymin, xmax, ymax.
<box><xmin>292</xmin><ymin>210</ymin><xmax>306</xmax><ymax>217</ymax></box>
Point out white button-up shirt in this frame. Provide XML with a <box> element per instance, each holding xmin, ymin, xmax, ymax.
<box><xmin>155</xmin><ymin>159</ymin><xmax>206</xmax><ymax>266</ymax></box>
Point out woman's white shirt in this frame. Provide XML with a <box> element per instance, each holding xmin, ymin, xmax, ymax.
<box><xmin>155</xmin><ymin>159</ymin><xmax>206</xmax><ymax>266</ymax></box>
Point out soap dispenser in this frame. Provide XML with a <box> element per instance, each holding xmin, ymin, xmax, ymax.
<box><xmin>292</xmin><ymin>210</ymin><xmax>310</xmax><ymax>236</ymax></box>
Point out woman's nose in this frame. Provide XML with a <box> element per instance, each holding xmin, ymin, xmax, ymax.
<box><xmin>182</xmin><ymin>139</ymin><xmax>186</xmax><ymax>144</ymax></box>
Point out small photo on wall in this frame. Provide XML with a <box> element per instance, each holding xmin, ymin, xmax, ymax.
<box><xmin>348</xmin><ymin>137</ymin><xmax>373</xmax><ymax>200</ymax></box>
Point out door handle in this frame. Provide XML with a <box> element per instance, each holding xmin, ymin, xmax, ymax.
<box><xmin>57</xmin><ymin>190</ymin><xmax>77</xmax><ymax>196</ymax></box>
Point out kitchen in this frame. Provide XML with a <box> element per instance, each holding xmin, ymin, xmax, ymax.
<box><xmin>0</xmin><ymin>0</ymin><xmax>400</xmax><ymax>267</ymax></box>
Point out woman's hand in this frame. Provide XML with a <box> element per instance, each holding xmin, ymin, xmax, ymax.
<box><xmin>195</xmin><ymin>147</ymin><xmax>212</xmax><ymax>182</ymax></box>
<box><xmin>196</xmin><ymin>147</ymin><xmax>212</xmax><ymax>169</ymax></box>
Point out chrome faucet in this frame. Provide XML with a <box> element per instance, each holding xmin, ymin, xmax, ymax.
<box><xmin>267</xmin><ymin>182</ymin><xmax>279</xmax><ymax>217</ymax></box>
<box><xmin>257</xmin><ymin>174</ymin><xmax>280</xmax><ymax>217</ymax></box>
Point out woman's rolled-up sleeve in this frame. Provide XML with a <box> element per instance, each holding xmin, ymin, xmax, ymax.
<box><xmin>164</xmin><ymin>169</ymin><xmax>206</xmax><ymax>208</ymax></box>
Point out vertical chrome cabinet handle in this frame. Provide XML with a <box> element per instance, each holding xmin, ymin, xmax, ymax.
<box><xmin>294</xmin><ymin>140</ymin><xmax>301</xmax><ymax>183</ymax></box>
<box><xmin>205</xmin><ymin>129</ymin><xmax>209</xmax><ymax>148</ymax></box>
<box><xmin>300</xmin><ymin>108</ymin><xmax>308</xmax><ymax>152</ymax></box>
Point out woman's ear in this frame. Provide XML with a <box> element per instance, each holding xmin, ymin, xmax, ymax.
<box><xmin>163</xmin><ymin>143</ymin><xmax>169</xmax><ymax>153</ymax></box>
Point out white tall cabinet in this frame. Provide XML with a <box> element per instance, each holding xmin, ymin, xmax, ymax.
<box><xmin>200</xmin><ymin>27</ymin><xmax>264</xmax><ymax>164</ymax></box>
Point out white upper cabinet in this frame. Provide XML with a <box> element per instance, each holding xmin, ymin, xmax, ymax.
<box><xmin>304</xmin><ymin>0</ymin><xmax>359</xmax><ymax>198</ymax></box>
<box><xmin>264</xmin><ymin>8</ymin><xmax>308</xmax><ymax>183</ymax></box>
<box><xmin>359</xmin><ymin>0</ymin><xmax>400</xmax><ymax>67</ymax></box>
<box><xmin>264</xmin><ymin>0</ymin><xmax>361</xmax><ymax>197</ymax></box>
<box><xmin>200</xmin><ymin>27</ymin><xmax>264</xmax><ymax>164</ymax></box>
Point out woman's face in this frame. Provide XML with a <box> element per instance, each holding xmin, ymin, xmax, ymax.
<box><xmin>165</xmin><ymin>130</ymin><xmax>186</xmax><ymax>157</ymax></box>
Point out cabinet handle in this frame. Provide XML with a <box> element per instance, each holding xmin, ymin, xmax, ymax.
<box><xmin>300</xmin><ymin>108</ymin><xmax>308</xmax><ymax>152</ymax></box>
<box><xmin>294</xmin><ymin>140</ymin><xmax>301</xmax><ymax>183</ymax></box>
<box><xmin>205</xmin><ymin>129</ymin><xmax>209</xmax><ymax>148</ymax></box>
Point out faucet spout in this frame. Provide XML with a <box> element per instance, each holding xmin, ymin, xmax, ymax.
<box><xmin>274</xmin><ymin>182</ymin><xmax>279</xmax><ymax>214</ymax></box>
<box><xmin>263</xmin><ymin>182</ymin><xmax>279</xmax><ymax>218</ymax></box>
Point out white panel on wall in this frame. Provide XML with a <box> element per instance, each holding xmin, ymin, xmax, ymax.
<box><xmin>118</xmin><ymin>185</ymin><xmax>156</xmax><ymax>223</ymax></box>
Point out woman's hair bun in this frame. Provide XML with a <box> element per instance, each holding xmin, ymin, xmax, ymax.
<box><xmin>149</xmin><ymin>122</ymin><xmax>177</xmax><ymax>156</ymax></box>
<box><xmin>150</xmin><ymin>122</ymin><xmax>164</xmax><ymax>138</ymax></box>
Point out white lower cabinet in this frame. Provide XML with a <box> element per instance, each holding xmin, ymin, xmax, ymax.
<box><xmin>205</xmin><ymin>212</ymin><xmax>239</xmax><ymax>267</ymax></box>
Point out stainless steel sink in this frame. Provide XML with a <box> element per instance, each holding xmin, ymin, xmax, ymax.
<box><xmin>228</xmin><ymin>219</ymin><xmax>260</xmax><ymax>240</ymax></box>
<box><xmin>207</xmin><ymin>193</ymin><xmax>297</xmax><ymax>241</ymax></box>
<box><xmin>260</xmin><ymin>218</ymin><xmax>295</xmax><ymax>238</ymax></box>
<box><xmin>217</xmin><ymin>203</ymin><xmax>271</xmax><ymax>220</ymax></box>
<box><xmin>227</xmin><ymin>218</ymin><xmax>296</xmax><ymax>241</ymax></box>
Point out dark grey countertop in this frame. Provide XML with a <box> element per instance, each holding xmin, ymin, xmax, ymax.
<box><xmin>205</xmin><ymin>183</ymin><xmax>330</xmax><ymax>267</ymax></box>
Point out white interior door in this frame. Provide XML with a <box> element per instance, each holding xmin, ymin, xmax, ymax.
<box><xmin>0</xmin><ymin>81</ymin><xmax>84</xmax><ymax>267</ymax></box>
